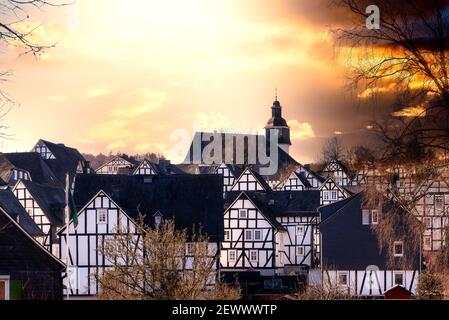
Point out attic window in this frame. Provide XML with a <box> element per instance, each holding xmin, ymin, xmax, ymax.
<box><xmin>97</xmin><ymin>209</ymin><xmax>107</xmax><ymax>224</ymax></box>
<box><xmin>239</xmin><ymin>209</ymin><xmax>247</xmax><ymax>219</ymax></box>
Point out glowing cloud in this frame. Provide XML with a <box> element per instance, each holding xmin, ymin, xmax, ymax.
<box><xmin>288</xmin><ymin>120</ymin><xmax>315</xmax><ymax>140</ymax></box>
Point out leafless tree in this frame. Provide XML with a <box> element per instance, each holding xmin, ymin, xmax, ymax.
<box><xmin>334</xmin><ymin>0</ymin><xmax>449</xmax><ymax>272</ymax></box>
<box><xmin>0</xmin><ymin>0</ymin><xmax>67</xmax><ymax>137</ymax></box>
<box><xmin>320</xmin><ymin>136</ymin><xmax>345</xmax><ymax>163</ymax></box>
<box><xmin>95</xmin><ymin>219</ymin><xmax>240</xmax><ymax>300</ymax></box>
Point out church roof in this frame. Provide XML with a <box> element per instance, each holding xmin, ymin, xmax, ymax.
<box><xmin>265</xmin><ymin>100</ymin><xmax>289</xmax><ymax>128</ymax></box>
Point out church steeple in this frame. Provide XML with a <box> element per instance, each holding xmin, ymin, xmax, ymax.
<box><xmin>265</xmin><ymin>95</ymin><xmax>291</xmax><ymax>154</ymax></box>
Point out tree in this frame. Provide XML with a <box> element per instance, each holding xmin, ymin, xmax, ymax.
<box><xmin>320</xmin><ymin>136</ymin><xmax>344</xmax><ymax>163</ymax></box>
<box><xmin>416</xmin><ymin>271</ymin><xmax>444</xmax><ymax>299</ymax></box>
<box><xmin>95</xmin><ymin>219</ymin><xmax>240</xmax><ymax>300</ymax></box>
<box><xmin>334</xmin><ymin>0</ymin><xmax>449</xmax><ymax>270</ymax></box>
<box><xmin>334</xmin><ymin>0</ymin><xmax>449</xmax><ymax>160</ymax></box>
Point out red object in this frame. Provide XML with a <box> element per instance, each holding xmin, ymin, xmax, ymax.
<box><xmin>384</xmin><ymin>285</ymin><xmax>413</xmax><ymax>300</ymax></box>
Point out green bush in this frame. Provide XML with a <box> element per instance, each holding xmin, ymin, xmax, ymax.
<box><xmin>416</xmin><ymin>272</ymin><xmax>444</xmax><ymax>299</ymax></box>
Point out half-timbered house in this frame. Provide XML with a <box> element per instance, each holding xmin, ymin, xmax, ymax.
<box><xmin>58</xmin><ymin>174</ymin><xmax>223</xmax><ymax>297</ymax></box>
<box><xmin>277</xmin><ymin>171</ymin><xmax>312</xmax><ymax>191</ymax></box>
<box><xmin>318</xmin><ymin>193</ymin><xmax>421</xmax><ymax>297</ymax></box>
<box><xmin>95</xmin><ymin>156</ymin><xmax>139</xmax><ymax>175</ymax></box>
<box><xmin>319</xmin><ymin>176</ymin><xmax>352</xmax><ymax>205</ymax></box>
<box><xmin>0</xmin><ymin>206</ymin><xmax>64</xmax><ymax>300</ymax></box>
<box><xmin>221</xmin><ymin>190</ymin><xmax>321</xmax><ymax>276</ymax></box>
<box><xmin>132</xmin><ymin>159</ymin><xmax>159</xmax><ymax>175</ymax></box>
<box><xmin>0</xmin><ymin>153</ymin><xmax>60</xmax><ymax>187</ymax></box>
<box><xmin>13</xmin><ymin>180</ymin><xmax>65</xmax><ymax>254</ymax></box>
<box><xmin>320</xmin><ymin>159</ymin><xmax>355</xmax><ymax>187</ymax></box>
<box><xmin>32</xmin><ymin>139</ymin><xmax>91</xmax><ymax>184</ymax></box>
<box><xmin>230</xmin><ymin>167</ymin><xmax>271</xmax><ymax>192</ymax></box>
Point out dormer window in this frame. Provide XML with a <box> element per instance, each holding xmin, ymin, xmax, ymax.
<box><xmin>154</xmin><ymin>211</ymin><xmax>164</xmax><ymax>226</ymax></box>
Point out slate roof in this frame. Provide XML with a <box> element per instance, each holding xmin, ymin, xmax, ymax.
<box><xmin>21</xmin><ymin>180</ymin><xmax>66</xmax><ymax>226</ymax></box>
<box><xmin>183</xmin><ymin>132</ymin><xmax>299</xmax><ymax>181</ymax></box>
<box><xmin>224</xmin><ymin>190</ymin><xmax>321</xmax><ymax>230</ymax></box>
<box><xmin>39</xmin><ymin>139</ymin><xmax>87</xmax><ymax>184</ymax></box>
<box><xmin>72</xmin><ymin>174</ymin><xmax>224</xmax><ymax>241</ymax></box>
<box><xmin>318</xmin><ymin>192</ymin><xmax>421</xmax><ymax>270</ymax></box>
<box><xmin>0</xmin><ymin>188</ymin><xmax>44</xmax><ymax>237</ymax></box>
<box><xmin>0</xmin><ymin>152</ymin><xmax>60</xmax><ymax>186</ymax></box>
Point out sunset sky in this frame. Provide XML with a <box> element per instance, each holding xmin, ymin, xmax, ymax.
<box><xmin>0</xmin><ymin>0</ymin><xmax>379</xmax><ymax>164</ymax></box>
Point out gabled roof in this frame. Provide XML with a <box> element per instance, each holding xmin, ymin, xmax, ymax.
<box><xmin>319</xmin><ymin>176</ymin><xmax>353</xmax><ymax>195</ymax></box>
<box><xmin>0</xmin><ymin>188</ymin><xmax>43</xmax><ymax>237</ymax></box>
<box><xmin>0</xmin><ymin>206</ymin><xmax>65</xmax><ymax>269</ymax></box>
<box><xmin>0</xmin><ymin>152</ymin><xmax>60</xmax><ymax>186</ymax></box>
<box><xmin>19</xmin><ymin>180</ymin><xmax>66</xmax><ymax>226</ymax></box>
<box><xmin>225</xmin><ymin>190</ymin><xmax>320</xmax><ymax>224</ymax></box>
<box><xmin>183</xmin><ymin>132</ymin><xmax>299</xmax><ymax>180</ymax></box>
<box><xmin>318</xmin><ymin>194</ymin><xmax>358</xmax><ymax>223</ymax></box>
<box><xmin>95</xmin><ymin>155</ymin><xmax>139</xmax><ymax>173</ymax></box>
<box><xmin>72</xmin><ymin>174</ymin><xmax>224</xmax><ymax>241</ymax></box>
<box><xmin>231</xmin><ymin>166</ymin><xmax>272</xmax><ymax>192</ymax></box>
<box><xmin>37</xmin><ymin>139</ymin><xmax>87</xmax><ymax>184</ymax></box>
<box><xmin>132</xmin><ymin>159</ymin><xmax>159</xmax><ymax>175</ymax></box>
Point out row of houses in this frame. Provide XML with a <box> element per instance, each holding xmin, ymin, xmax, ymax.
<box><xmin>0</xmin><ymin>98</ymin><xmax>446</xmax><ymax>299</ymax></box>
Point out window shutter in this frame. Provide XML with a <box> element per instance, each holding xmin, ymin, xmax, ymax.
<box><xmin>362</xmin><ymin>210</ymin><xmax>370</xmax><ymax>225</ymax></box>
<box><xmin>9</xmin><ymin>280</ymin><xmax>22</xmax><ymax>300</ymax></box>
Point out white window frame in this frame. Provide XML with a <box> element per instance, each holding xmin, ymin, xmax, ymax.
<box><xmin>331</xmin><ymin>191</ymin><xmax>337</xmax><ymax>200</ymax></box>
<box><xmin>362</xmin><ymin>209</ymin><xmax>370</xmax><ymax>225</ymax></box>
<box><xmin>228</xmin><ymin>250</ymin><xmax>237</xmax><ymax>262</ymax></box>
<box><xmin>186</xmin><ymin>243</ymin><xmax>194</xmax><ymax>256</ymax></box>
<box><xmin>393</xmin><ymin>241</ymin><xmax>404</xmax><ymax>257</ymax></box>
<box><xmin>245</xmin><ymin>230</ymin><xmax>253</xmax><ymax>241</ymax></box>
<box><xmin>254</xmin><ymin>230</ymin><xmax>262</xmax><ymax>241</ymax></box>
<box><xmin>393</xmin><ymin>271</ymin><xmax>404</xmax><ymax>286</ymax></box>
<box><xmin>0</xmin><ymin>276</ymin><xmax>10</xmax><ymax>300</ymax></box>
<box><xmin>239</xmin><ymin>209</ymin><xmax>247</xmax><ymax>219</ymax></box>
<box><xmin>97</xmin><ymin>209</ymin><xmax>107</xmax><ymax>224</ymax></box>
<box><xmin>323</xmin><ymin>191</ymin><xmax>329</xmax><ymax>200</ymax></box>
<box><xmin>249</xmin><ymin>250</ymin><xmax>258</xmax><ymax>262</ymax></box>
<box><xmin>297</xmin><ymin>246</ymin><xmax>305</xmax><ymax>257</ymax></box>
<box><xmin>337</xmin><ymin>271</ymin><xmax>349</xmax><ymax>286</ymax></box>
<box><xmin>371</xmin><ymin>209</ymin><xmax>379</xmax><ymax>225</ymax></box>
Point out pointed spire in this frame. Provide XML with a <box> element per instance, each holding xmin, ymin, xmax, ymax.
<box><xmin>275</xmin><ymin>87</ymin><xmax>278</xmax><ymax>101</ymax></box>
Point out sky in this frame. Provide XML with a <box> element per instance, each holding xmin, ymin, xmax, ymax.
<box><xmin>0</xmin><ymin>0</ymin><xmax>380</xmax><ymax>164</ymax></box>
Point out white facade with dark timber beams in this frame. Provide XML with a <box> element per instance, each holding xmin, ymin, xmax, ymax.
<box><xmin>230</xmin><ymin>168</ymin><xmax>269</xmax><ymax>192</ymax></box>
<box><xmin>132</xmin><ymin>159</ymin><xmax>158</xmax><ymax>176</ymax></box>
<box><xmin>58</xmin><ymin>191</ymin><xmax>140</xmax><ymax>296</ymax></box>
<box><xmin>319</xmin><ymin>177</ymin><xmax>351</xmax><ymax>205</ymax></box>
<box><xmin>216</xmin><ymin>163</ymin><xmax>237</xmax><ymax>192</ymax></box>
<box><xmin>221</xmin><ymin>193</ymin><xmax>282</xmax><ymax>276</ymax></box>
<box><xmin>32</xmin><ymin>140</ymin><xmax>56</xmax><ymax>160</ymax></box>
<box><xmin>95</xmin><ymin>156</ymin><xmax>134</xmax><ymax>175</ymax></box>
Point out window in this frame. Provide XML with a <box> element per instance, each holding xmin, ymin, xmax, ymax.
<box><xmin>371</xmin><ymin>210</ymin><xmax>379</xmax><ymax>225</ymax></box>
<box><xmin>394</xmin><ymin>272</ymin><xmax>404</xmax><ymax>286</ymax></box>
<box><xmin>249</xmin><ymin>250</ymin><xmax>258</xmax><ymax>262</ymax></box>
<box><xmin>254</xmin><ymin>230</ymin><xmax>262</xmax><ymax>241</ymax></box>
<box><xmin>296</xmin><ymin>226</ymin><xmax>304</xmax><ymax>236</ymax></box>
<box><xmin>97</xmin><ymin>209</ymin><xmax>107</xmax><ymax>224</ymax></box>
<box><xmin>424</xmin><ymin>236</ymin><xmax>432</xmax><ymax>250</ymax></box>
<box><xmin>245</xmin><ymin>230</ymin><xmax>253</xmax><ymax>241</ymax></box>
<box><xmin>297</xmin><ymin>246</ymin><xmax>304</xmax><ymax>257</ymax></box>
<box><xmin>362</xmin><ymin>209</ymin><xmax>370</xmax><ymax>225</ymax></box>
<box><xmin>186</xmin><ymin>243</ymin><xmax>194</xmax><ymax>256</ymax></box>
<box><xmin>436</xmin><ymin>195</ymin><xmax>444</xmax><ymax>210</ymax></box>
<box><xmin>224</xmin><ymin>230</ymin><xmax>230</xmax><ymax>241</ymax></box>
<box><xmin>331</xmin><ymin>191</ymin><xmax>337</xmax><ymax>200</ymax></box>
<box><xmin>323</xmin><ymin>191</ymin><xmax>329</xmax><ymax>200</ymax></box>
<box><xmin>228</xmin><ymin>250</ymin><xmax>236</xmax><ymax>262</ymax></box>
<box><xmin>239</xmin><ymin>209</ymin><xmax>247</xmax><ymax>219</ymax></box>
<box><xmin>393</xmin><ymin>241</ymin><xmax>404</xmax><ymax>257</ymax></box>
<box><xmin>337</xmin><ymin>272</ymin><xmax>348</xmax><ymax>286</ymax></box>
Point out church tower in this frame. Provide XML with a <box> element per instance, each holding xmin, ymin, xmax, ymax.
<box><xmin>265</xmin><ymin>97</ymin><xmax>291</xmax><ymax>154</ymax></box>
